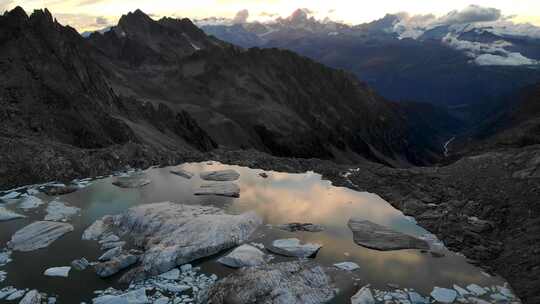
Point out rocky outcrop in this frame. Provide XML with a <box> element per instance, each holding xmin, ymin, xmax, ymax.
<box><xmin>217</xmin><ymin>244</ymin><xmax>266</xmax><ymax>268</ymax></box>
<box><xmin>347</xmin><ymin>219</ymin><xmax>429</xmax><ymax>251</ymax></box>
<box><xmin>84</xmin><ymin>202</ymin><xmax>261</xmax><ymax>277</ymax></box>
<box><xmin>7</xmin><ymin>221</ymin><xmax>74</xmax><ymax>252</ymax></box>
<box><xmin>207</xmin><ymin>261</ymin><xmax>337</xmax><ymax>304</ymax></box>
<box><xmin>268</xmin><ymin>238</ymin><xmax>322</xmax><ymax>258</ymax></box>
<box><xmin>199</xmin><ymin>169</ymin><xmax>240</xmax><ymax>181</ymax></box>
<box><xmin>194</xmin><ymin>182</ymin><xmax>240</xmax><ymax>197</ymax></box>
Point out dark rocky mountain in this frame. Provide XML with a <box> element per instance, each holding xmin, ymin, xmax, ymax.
<box><xmin>200</xmin><ymin>12</ymin><xmax>540</xmax><ymax>124</ymax></box>
<box><xmin>0</xmin><ymin>7</ymin><xmax>216</xmax><ymax>187</ymax></box>
<box><xmin>0</xmin><ymin>7</ymin><xmax>448</xmax><ymax>188</ymax></box>
<box><xmin>458</xmin><ymin>82</ymin><xmax>540</xmax><ymax>153</ymax></box>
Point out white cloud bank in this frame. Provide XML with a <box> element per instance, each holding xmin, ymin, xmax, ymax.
<box><xmin>392</xmin><ymin>5</ymin><xmax>540</xmax><ymax>66</ymax></box>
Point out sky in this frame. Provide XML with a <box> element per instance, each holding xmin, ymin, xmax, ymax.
<box><xmin>2</xmin><ymin>0</ymin><xmax>540</xmax><ymax>31</ymax></box>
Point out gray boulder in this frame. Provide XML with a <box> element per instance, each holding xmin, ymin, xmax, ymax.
<box><xmin>95</xmin><ymin>254</ymin><xmax>138</xmax><ymax>278</ymax></box>
<box><xmin>99</xmin><ymin>247</ymin><xmax>123</xmax><ymax>262</ymax></box>
<box><xmin>8</xmin><ymin>221</ymin><xmax>74</xmax><ymax>252</ymax></box>
<box><xmin>207</xmin><ymin>261</ymin><xmax>337</xmax><ymax>304</ymax></box>
<box><xmin>200</xmin><ymin>169</ymin><xmax>240</xmax><ymax>181</ymax></box>
<box><xmin>347</xmin><ymin>219</ymin><xmax>429</xmax><ymax>251</ymax></box>
<box><xmin>217</xmin><ymin>244</ymin><xmax>266</xmax><ymax>268</ymax></box>
<box><xmin>71</xmin><ymin>258</ymin><xmax>90</xmax><ymax>271</ymax></box>
<box><xmin>268</xmin><ymin>238</ymin><xmax>322</xmax><ymax>258</ymax></box>
<box><xmin>194</xmin><ymin>182</ymin><xmax>240</xmax><ymax>198</ymax></box>
<box><xmin>86</xmin><ymin>202</ymin><xmax>261</xmax><ymax>277</ymax></box>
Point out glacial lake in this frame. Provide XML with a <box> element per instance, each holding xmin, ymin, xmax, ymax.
<box><xmin>0</xmin><ymin>162</ymin><xmax>511</xmax><ymax>303</ymax></box>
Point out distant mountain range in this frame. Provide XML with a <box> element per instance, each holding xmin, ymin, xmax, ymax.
<box><xmin>0</xmin><ymin>7</ymin><xmax>458</xmax><ymax>187</ymax></box>
<box><xmin>198</xmin><ymin>8</ymin><xmax>540</xmax><ymax>123</ymax></box>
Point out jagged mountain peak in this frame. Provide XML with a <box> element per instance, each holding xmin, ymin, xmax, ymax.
<box><xmin>4</xmin><ymin>6</ymin><xmax>27</xmax><ymax>20</ymax></box>
<box><xmin>118</xmin><ymin>9</ymin><xmax>154</xmax><ymax>27</ymax></box>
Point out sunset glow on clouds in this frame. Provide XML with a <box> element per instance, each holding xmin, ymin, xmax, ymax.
<box><xmin>2</xmin><ymin>0</ymin><xmax>540</xmax><ymax>31</ymax></box>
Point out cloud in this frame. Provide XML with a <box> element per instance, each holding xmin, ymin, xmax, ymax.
<box><xmin>95</xmin><ymin>16</ymin><xmax>108</xmax><ymax>25</ymax></box>
<box><xmin>259</xmin><ymin>11</ymin><xmax>278</xmax><ymax>18</ymax></box>
<box><xmin>443</xmin><ymin>33</ymin><xmax>537</xmax><ymax>66</ymax></box>
<box><xmin>438</xmin><ymin>5</ymin><xmax>501</xmax><ymax>25</ymax></box>
<box><xmin>232</xmin><ymin>9</ymin><xmax>249</xmax><ymax>24</ymax></box>
<box><xmin>0</xmin><ymin>0</ymin><xmax>13</xmax><ymax>12</ymax></box>
<box><xmin>474</xmin><ymin>53</ymin><xmax>538</xmax><ymax>66</ymax></box>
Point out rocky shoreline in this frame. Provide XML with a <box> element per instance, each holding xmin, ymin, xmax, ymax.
<box><xmin>1</xmin><ymin>146</ymin><xmax>539</xmax><ymax>303</ymax></box>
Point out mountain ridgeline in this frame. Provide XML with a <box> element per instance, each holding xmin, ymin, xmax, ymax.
<box><xmin>1</xmin><ymin>7</ymin><xmax>448</xmax><ymax>187</ymax></box>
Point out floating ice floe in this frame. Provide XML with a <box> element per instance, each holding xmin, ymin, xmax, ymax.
<box><xmin>44</xmin><ymin>267</ymin><xmax>71</xmax><ymax>278</ymax></box>
<box><xmin>430</xmin><ymin>287</ymin><xmax>457</xmax><ymax>303</ymax></box>
<box><xmin>0</xmin><ymin>271</ymin><xmax>6</xmax><ymax>283</ymax></box>
<box><xmin>44</xmin><ymin>200</ymin><xmax>81</xmax><ymax>222</ymax></box>
<box><xmin>18</xmin><ymin>195</ymin><xmax>44</xmax><ymax>210</ymax></box>
<box><xmin>217</xmin><ymin>244</ymin><xmax>266</xmax><ymax>268</ymax></box>
<box><xmin>5</xmin><ymin>288</ymin><xmax>27</xmax><ymax>301</ymax></box>
<box><xmin>8</xmin><ymin>221</ymin><xmax>74</xmax><ymax>252</ymax></box>
<box><xmin>351</xmin><ymin>285</ymin><xmax>375</xmax><ymax>304</ymax></box>
<box><xmin>467</xmin><ymin>283</ymin><xmax>488</xmax><ymax>296</ymax></box>
<box><xmin>0</xmin><ymin>191</ymin><xmax>20</xmax><ymax>201</ymax></box>
<box><xmin>268</xmin><ymin>238</ymin><xmax>322</xmax><ymax>258</ymax></box>
<box><xmin>0</xmin><ymin>250</ymin><xmax>11</xmax><ymax>266</ymax></box>
<box><xmin>0</xmin><ymin>207</ymin><xmax>25</xmax><ymax>222</ymax></box>
<box><xmin>334</xmin><ymin>262</ymin><xmax>360</xmax><ymax>271</ymax></box>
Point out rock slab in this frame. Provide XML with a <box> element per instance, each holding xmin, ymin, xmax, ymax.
<box><xmin>347</xmin><ymin>219</ymin><xmax>429</xmax><ymax>251</ymax></box>
<box><xmin>200</xmin><ymin>169</ymin><xmax>240</xmax><ymax>181</ymax></box>
<box><xmin>170</xmin><ymin>169</ymin><xmax>194</xmax><ymax>179</ymax></box>
<box><xmin>8</xmin><ymin>221</ymin><xmax>74</xmax><ymax>252</ymax></box>
<box><xmin>194</xmin><ymin>182</ymin><xmax>240</xmax><ymax>198</ymax></box>
<box><xmin>207</xmin><ymin>261</ymin><xmax>337</xmax><ymax>304</ymax></box>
